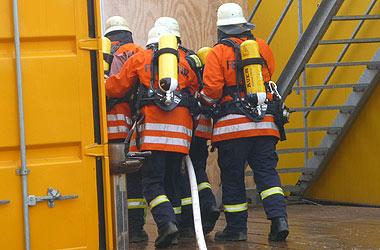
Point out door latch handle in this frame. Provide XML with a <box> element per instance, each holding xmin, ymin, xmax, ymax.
<box><xmin>28</xmin><ymin>187</ymin><xmax>78</xmax><ymax>208</ymax></box>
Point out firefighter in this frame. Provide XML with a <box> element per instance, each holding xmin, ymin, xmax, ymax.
<box><xmin>105</xmin><ymin>25</ymin><xmax>199</xmax><ymax>248</ymax></box>
<box><xmin>200</xmin><ymin>3</ymin><xmax>289</xmax><ymax>242</ymax></box>
<box><xmin>154</xmin><ymin>17</ymin><xmax>220</xmax><ymax>238</ymax></box>
<box><xmin>103</xmin><ymin>16</ymin><xmax>147</xmax><ymax>243</ymax></box>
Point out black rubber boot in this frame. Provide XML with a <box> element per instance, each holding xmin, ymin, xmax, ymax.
<box><xmin>155</xmin><ymin>222</ymin><xmax>179</xmax><ymax>248</ymax></box>
<box><xmin>171</xmin><ymin>234</ymin><xmax>180</xmax><ymax>245</ymax></box>
<box><xmin>129</xmin><ymin>230</ymin><xmax>149</xmax><ymax>243</ymax></box>
<box><xmin>202</xmin><ymin>205</ymin><xmax>220</xmax><ymax>235</ymax></box>
<box><xmin>179</xmin><ymin>227</ymin><xmax>195</xmax><ymax>238</ymax></box>
<box><xmin>214</xmin><ymin>228</ymin><xmax>247</xmax><ymax>242</ymax></box>
<box><xmin>268</xmin><ymin>217</ymin><xmax>289</xmax><ymax>242</ymax></box>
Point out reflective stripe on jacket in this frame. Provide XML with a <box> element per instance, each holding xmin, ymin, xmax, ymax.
<box><xmin>106</xmin><ymin>48</ymin><xmax>197</xmax><ymax>154</ymax></box>
<box><xmin>194</xmin><ymin>114</ymin><xmax>212</xmax><ymax>139</ymax></box>
<box><xmin>201</xmin><ymin>37</ymin><xmax>279</xmax><ymax>142</ymax></box>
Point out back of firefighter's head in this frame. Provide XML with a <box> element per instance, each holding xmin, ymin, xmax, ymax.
<box><xmin>216</xmin><ymin>3</ymin><xmax>255</xmax><ymax>35</ymax></box>
<box><xmin>104</xmin><ymin>16</ymin><xmax>131</xmax><ymax>36</ymax></box>
<box><xmin>146</xmin><ymin>26</ymin><xmax>171</xmax><ymax>47</ymax></box>
<box><xmin>154</xmin><ymin>17</ymin><xmax>181</xmax><ymax>44</ymax></box>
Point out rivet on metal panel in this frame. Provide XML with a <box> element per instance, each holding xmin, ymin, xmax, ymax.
<box><xmin>78</xmin><ymin>37</ymin><xmax>101</xmax><ymax>51</ymax></box>
<box><xmin>16</xmin><ymin>168</ymin><xmax>30</xmax><ymax>176</ymax></box>
<box><xmin>84</xmin><ymin>143</ymin><xmax>106</xmax><ymax>157</ymax></box>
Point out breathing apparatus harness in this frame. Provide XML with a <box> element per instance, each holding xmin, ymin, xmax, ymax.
<box><xmin>134</xmin><ymin>44</ymin><xmax>201</xmax><ymax>115</ymax></box>
<box><xmin>213</xmin><ymin>36</ymin><xmax>290</xmax><ymax>140</ymax></box>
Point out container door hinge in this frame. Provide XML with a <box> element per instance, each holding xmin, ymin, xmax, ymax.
<box><xmin>28</xmin><ymin>187</ymin><xmax>78</xmax><ymax>208</ymax></box>
<box><xmin>0</xmin><ymin>200</ymin><xmax>10</xmax><ymax>204</ymax></box>
<box><xmin>78</xmin><ymin>37</ymin><xmax>102</xmax><ymax>51</ymax></box>
<box><xmin>84</xmin><ymin>143</ymin><xmax>107</xmax><ymax>157</ymax></box>
<box><xmin>16</xmin><ymin>168</ymin><xmax>30</xmax><ymax>176</ymax></box>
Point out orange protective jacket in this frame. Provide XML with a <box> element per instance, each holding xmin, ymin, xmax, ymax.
<box><xmin>201</xmin><ymin>37</ymin><xmax>280</xmax><ymax>142</ymax></box>
<box><xmin>106</xmin><ymin>42</ymin><xmax>144</xmax><ymax>140</ymax></box>
<box><xmin>106</xmin><ymin>47</ymin><xmax>198</xmax><ymax>154</ymax></box>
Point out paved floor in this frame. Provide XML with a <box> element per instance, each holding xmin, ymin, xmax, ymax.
<box><xmin>129</xmin><ymin>203</ymin><xmax>380</xmax><ymax>249</ymax></box>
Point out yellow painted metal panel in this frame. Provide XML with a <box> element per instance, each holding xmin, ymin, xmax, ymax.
<box><xmin>0</xmin><ymin>0</ymin><xmax>110</xmax><ymax>249</ymax></box>
<box><xmin>248</xmin><ymin>0</ymin><xmax>380</xmax><ymax>205</ymax></box>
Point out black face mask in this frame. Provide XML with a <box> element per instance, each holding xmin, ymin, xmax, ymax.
<box><xmin>105</xmin><ymin>30</ymin><xmax>134</xmax><ymax>44</ymax></box>
<box><xmin>217</xmin><ymin>29</ymin><xmax>254</xmax><ymax>42</ymax></box>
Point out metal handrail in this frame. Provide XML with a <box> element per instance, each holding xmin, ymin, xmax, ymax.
<box><xmin>305</xmin><ymin>0</ymin><xmax>378</xmax><ymax>118</ymax></box>
<box><xmin>267</xmin><ymin>0</ymin><xmax>294</xmax><ymax>45</ymax></box>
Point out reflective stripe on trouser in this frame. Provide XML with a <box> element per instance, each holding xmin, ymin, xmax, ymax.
<box><xmin>198</xmin><ymin>182</ymin><xmax>211</xmax><ymax>192</ymax></box>
<box><xmin>224</xmin><ymin>202</ymin><xmax>248</xmax><ymax>213</ymax></box>
<box><xmin>141</xmin><ymin>150</ymin><xmax>183</xmax><ymax>228</ymax></box>
<box><xmin>260</xmin><ymin>187</ymin><xmax>284</xmax><ymax>200</ymax></box>
<box><xmin>173</xmin><ymin>206</ymin><xmax>182</xmax><ymax>215</ymax></box>
<box><xmin>216</xmin><ymin>136</ymin><xmax>287</xmax><ymax>232</ymax></box>
<box><xmin>127</xmin><ymin>171</ymin><xmax>146</xmax><ymax>231</ymax></box>
<box><xmin>128</xmin><ymin>198</ymin><xmax>146</xmax><ymax>209</ymax></box>
<box><xmin>181</xmin><ymin>197</ymin><xmax>192</xmax><ymax>206</ymax></box>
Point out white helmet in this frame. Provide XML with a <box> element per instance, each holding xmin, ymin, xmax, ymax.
<box><xmin>217</xmin><ymin>3</ymin><xmax>247</xmax><ymax>26</ymax></box>
<box><xmin>154</xmin><ymin>17</ymin><xmax>181</xmax><ymax>38</ymax></box>
<box><xmin>216</xmin><ymin>3</ymin><xmax>255</xmax><ymax>34</ymax></box>
<box><xmin>146</xmin><ymin>26</ymin><xmax>171</xmax><ymax>46</ymax></box>
<box><xmin>104</xmin><ymin>16</ymin><xmax>131</xmax><ymax>35</ymax></box>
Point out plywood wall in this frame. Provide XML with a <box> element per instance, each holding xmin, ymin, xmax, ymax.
<box><xmin>102</xmin><ymin>0</ymin><xmax>247</xmax><ymax>54</ymax></box>
<box><xmin>102</xmin><ymin>0</ymin><xmax>247</xmax><ymax>191</ymax></box>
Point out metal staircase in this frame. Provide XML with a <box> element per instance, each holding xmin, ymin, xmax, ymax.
<box><xmin>277</xmin><ymin>0</ymin><xmax>380</xmax><ymax>197</ymax></box>
<box><xmin>243</xmin><ymin>0</ymin><xmax>380</xmax><ymax>203</ymax></box>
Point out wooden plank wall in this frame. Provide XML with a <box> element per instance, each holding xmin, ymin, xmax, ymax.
<box><xmin>102</xmin><ymin>0</ymin><xmax>248</xmax><ymax>192</ymax></box>
<box><xmin>102</xmin><ymin>0</ymin><xmax>247</xmax><ymax>51</ymax></box>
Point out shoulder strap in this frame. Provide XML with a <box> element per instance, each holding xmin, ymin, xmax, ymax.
<box><xmin>180</xmin><ymin>46</ymin><xmax>204</xmax><ymax>91</ymax></box>
<box><xmin>111</xmin><ymin>41</ymin><xmax>128</xmax><ymax>54</ymax></box>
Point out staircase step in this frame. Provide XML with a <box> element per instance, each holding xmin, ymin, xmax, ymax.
<box><xmin>286</xmin><ymin>126</ymin><xmax>342</xmax><ymax>134</ymax></box>
<box><xmin>291</xmin><ymin>105</ymin><xmax>355</xmax><ymax>113</ymax></box>
<box><xmin>319</xmin><ymin>38</ymin><xmax>380</xmax><ymax>45</ymax></box>
<box><xmin>292</xmin><ymin>83</ymin><xmax>369</xmax><ymax>91</ymax></box>
<box><xmin>332</xmin><ymin>15</ymin><xmax>380</xmax><ymax>21</ymax></box>
<box><xmin>277</xmin><ymin>147</ymin><xmax>328</xmax><ymax>154</ymax></box>
<box><xmin>305</xmin><ymin>61</ymin><xmax>380</xmax><ymax>68</ymax></box>
<box><xmin>283</xmin><ymin>185</ymin><xmax>302</xmax><ymax>193</ymax></box>
<box><xmin>278</xmin><ymin>167</ymin><xmax>316</xmax><ymax>174</ymax></box>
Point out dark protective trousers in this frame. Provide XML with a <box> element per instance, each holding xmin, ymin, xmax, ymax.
<box><xmin>216</xmin><ymin>136</ymin><xmax>287</xmax><ymax>232</ymax></box>
<box><xmin>126</xmin><ymin>170</ymin><xmax>145</xmax><ymax>232</ymax></box>
<box><xmin>180</xmin><ymin>137</ymin><xmax>217</xmax><ymax>229</ymax></box>
<box><xmin>141</xmin><ymin>150</ymin><xmax>183</xmax><ymax>229</ymax></box>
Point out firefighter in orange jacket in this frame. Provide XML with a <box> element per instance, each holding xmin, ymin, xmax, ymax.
<box><xmin>106</xmin><ymin>26</ymin><xmax>198</xmax><ymax>248</ymax></box>
<box><xmin>154</xmin><ymin>17</ymin><xmax>220</xmax><ymax>238</ymax></box>
<box><xmin>201</xmin><ymin>3</ymin><xmax>289</xmax><ymax>242</ymax></box>
<box><xmin>104</xmin><ymin>16</ymin><xmax>147</xmax><ymax>243</ymax></box>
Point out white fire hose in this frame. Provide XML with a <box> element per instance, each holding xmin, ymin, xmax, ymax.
<box><xmin>185</xmin><ymin>155</ymin><xmax>207</xmax><ymax>250</ymax></box>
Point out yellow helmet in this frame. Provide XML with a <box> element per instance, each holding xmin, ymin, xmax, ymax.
<box><xmin>104</xmin><ymin>16</ymin><xmax>131</xmax><ymax>35</ymax></box>
<box><xmin>154</xmin><ymin>17</ymin><xmax>181</xmax><ymax>38</ymax></box>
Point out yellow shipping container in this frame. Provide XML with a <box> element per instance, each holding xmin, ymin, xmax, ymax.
<box><xmin>0</xmin><ymin>0</ymin><xmax>113</xmax><ymax>249</ymax></box>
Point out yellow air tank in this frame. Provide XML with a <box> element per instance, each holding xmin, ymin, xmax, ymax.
<box><xmin>158</xmin><ymin>34</ymin><xmax>178</xmax><ymax>98</ymax></box>
<box><xmin>197</xmin><ymin>47</ymin><xmax>212</xmax><ymax>65</ymax></box>
<box><xmin>240</xmin><ymin>40</ymin><xmax>266</xmax><ymax>105</ymax></box>
<box><xmin>102</xmin><ymin>37</ymin><xmax>111</xmax><ymax>73</ymax></box>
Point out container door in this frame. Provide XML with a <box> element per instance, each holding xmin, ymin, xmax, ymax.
<box><xmin>0</xmin><ymin>0</ymin><xmax>111</xmax><ymax>249</ymax></box>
